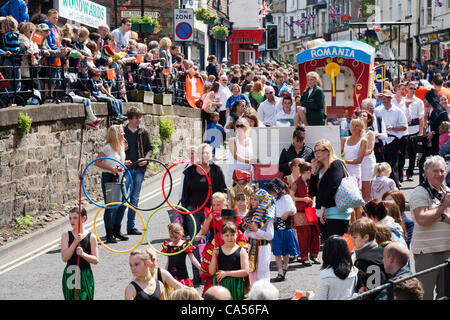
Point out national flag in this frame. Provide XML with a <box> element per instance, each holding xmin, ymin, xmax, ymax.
<box><xmin>259</xmin><ymin>1</ymin><xmax>272</xmax><ymax>18</ymax></box>
<box><xmin>285</xmin><ymin>21</ymin><xmax>293</xmax><ymax>30</ymax></box>
<box><xmin>435</xmin><ymin>0</ymin><xmax>443</xmax><ymax>7</ymax></box>
<box><xmin>329</xmin><ymin>3</ymin><xmax>336</xmax><ymax>17</ymax></box>
<box><xmin>357</xmin><ymin>5</ymin><xmax>363</xmax><ymax>18</ymax></box>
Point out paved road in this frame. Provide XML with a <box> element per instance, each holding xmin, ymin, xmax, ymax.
<box><xmin>0</xmin><ymin>149</ymin><xmax>420</xmax><ymax>300</ymax></box>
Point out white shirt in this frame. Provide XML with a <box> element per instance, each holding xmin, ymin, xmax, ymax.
<box><xmin>275</xmin><ymin>194</ymin><xmax>296</xmax><ymax>218</ymax></box>
<box><xmin>275</xmin><ymin>105</ymin><xmax>295</xmax><ymax>127</ymax></box>
<box><xmin>257</xmin><ymin>97</ymin><xmax>281</xmax><ymax>127</ymax></box>
<box><xmin>111</xmin><ymin>27</ymin><xmax>130</xmax><ymax>52</ymax></box>
<box><xmin>391</xmin><ymin>95</ymin><xmax>409</xmax><ymax>136</ymax></box>
<box><xmin>100</xmin><ymin>144</ymin><xmax>126</xmax><ymax>180</ymax></box>
<box><xmin>374</xmin><ymin>104</ymin><xmax>408</xmax><ymax>144</ymax></box>
<box><xmin>406</xmin><ymin>95</ymin><xmax>425</xmax><ymax>135</ymax></box>
<box><xmin>218</xmin><ymin>83</ymin><xmax>232</xmax><ymax>111</ymax></box>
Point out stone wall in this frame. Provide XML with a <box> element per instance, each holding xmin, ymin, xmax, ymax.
<box><xmin>0</xmin><ymin>102</ymin><xmax>202</xmax><ymax>227</ymax></box>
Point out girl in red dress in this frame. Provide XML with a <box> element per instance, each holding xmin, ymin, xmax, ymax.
<box><xmin>162</xmin><ymin>223</ymin><xmax>201</xmax><ymax>288</ymax></box>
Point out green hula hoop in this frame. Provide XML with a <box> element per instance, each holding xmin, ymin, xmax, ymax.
<box><xmin>145</xmin><ymin>204</ymin><xmax>197</xmax><ymax>256</ymax></box>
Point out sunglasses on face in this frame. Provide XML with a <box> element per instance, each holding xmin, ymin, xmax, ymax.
<box><xmin>265</xmin><ymin>91</ymin><xmax>274</xmax><ymax>95</ymax></box>
<box><xmin>235</xmin><ymin>124</ymin><xmax>245</xmax><ymax>128</ymax></box>
<box><xmin>409</xmin><ymin>87</ymin><xmax>417</xmax><ymax>91</ymax></box>
<box><xmin>314</xmin><ymin>148</ymin><xmax>327</xmax><ymax>153</ymax></box>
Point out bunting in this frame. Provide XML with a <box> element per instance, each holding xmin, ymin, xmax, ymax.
<box><xmin>436</xmin><ymin>0</ymin><xmax>443</xmax><ymax>7</ymax></box>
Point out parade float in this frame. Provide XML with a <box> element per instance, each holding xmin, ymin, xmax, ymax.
<box><xmin>297</xmin><ymin>40</ymin><xmax>376</xmax><ymax>119</ymax></box>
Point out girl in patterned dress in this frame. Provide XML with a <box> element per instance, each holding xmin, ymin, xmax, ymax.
<box><xmin>162</xmin><ymin>223</ymin><xmax>201</xmax><ymax>288</ymax></box>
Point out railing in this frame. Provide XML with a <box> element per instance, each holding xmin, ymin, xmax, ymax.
<box><xmin>0</xmin><ymin>52</ymin><xmax>188</xmax><ymax>107</ymax></box>
<box><xmin>350</xmin><ymin>258</ymin><xmax>450</xmax><ymax>300</ymax></box>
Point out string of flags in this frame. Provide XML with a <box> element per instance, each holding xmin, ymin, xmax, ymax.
<box><xmin>285</xmin><ymin>14</ymin><xmax>316</xmax><ymax>30</ymax></box>
<box><xmin>435</xmin><ymin>0</ymin><xmax>443</xmax><ymax>7</ymax></box>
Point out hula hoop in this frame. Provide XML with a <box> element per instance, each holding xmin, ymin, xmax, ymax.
<box><xmin>81</xmin><ymin>157</ymin><xmax>134</xmax><ymax>209</ymax></box>
<box><xmin>93</xmin><ymin>202</ymin><xmax>145</xmax><ymax>254</ymax></box>
<box><xmin>145</xmin><ymin>204</ymin><xmax>196</xmax><ymax>256</ymax></box>
<box><xmin>119</xmin><ymin>158</ymin><xmax>173</xmax><ymax>211</ymax></box>
<box><xmin>161</xmin><ymin>161</ymin><xmax>212</xmax><ymax>215</ymax></box>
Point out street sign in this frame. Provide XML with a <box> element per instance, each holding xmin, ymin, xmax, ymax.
<box><xmin>174</xmin><ymin>8</ymin><xmax>194</xmax><ymax>42</ymax></box>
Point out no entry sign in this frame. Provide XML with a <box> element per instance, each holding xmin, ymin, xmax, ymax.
<box><xmin>174</xmin><ymin>8</ymin><xmax>194</xmax><ymax>42</ymax></box>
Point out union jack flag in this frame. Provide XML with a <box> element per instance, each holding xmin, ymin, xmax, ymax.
<box><xmin>259</xmin><ymin>1</ymin><xmax>272</xmax><ymax>18</ymax></box>
<box><xmin>435</xmin><ymin>0</ymin><xmax>443</xmax><ymax>7</ymax></box>
<box><xmin>293</xmin><ymin>17</ymin><xmax>305</xmax><ymax>27</ymax></box>
<box><xmin>357</xmin><ymin>4</ymin><xmax>363</xmax><ymax>18</ymax></box>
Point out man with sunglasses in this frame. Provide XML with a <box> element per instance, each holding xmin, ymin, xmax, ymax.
<box><xmin>404</xmin><ymin>81</ymin><xmax>425</xmax><ymax>181</ymax></box>
<box><xmin>257</xmin><ymin>86</ymin><xmax>281</xmax><ymax>127</ymax></box>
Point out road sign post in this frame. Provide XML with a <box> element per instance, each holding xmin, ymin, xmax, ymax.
<box><xmin>174</xmin><ymin>8</ymin><xmax>194</xmax><ymax>42</ymax></box>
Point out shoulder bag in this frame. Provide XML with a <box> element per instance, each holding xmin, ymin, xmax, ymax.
<box><xmin>334</xmin><ymin>160</ymin><xmax>365</xmax><ymax>211</ymax></box>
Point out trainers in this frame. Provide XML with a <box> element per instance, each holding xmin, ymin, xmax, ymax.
<box><xmin>85</xmin><ymin>121</ymin><xmax>96</xmax><ymax>128</ymax></box>
<box><xmin>93</xmin><ymin>118</ymin><xmax>104</xmax><ymax>126</ymax></box>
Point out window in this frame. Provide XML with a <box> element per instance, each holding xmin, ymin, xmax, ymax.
<box><xmin>427</xmin><ymin>0</ymin><xmax>432</xmax><ymax>25</ymax></box>
<box><xmin>388</xmin><ymin>0</ymin><xmax>392</xmax><ymax>21</ymax></box>
<box><xmin>407</xmin><ymin>0</ymin><xmax>412</xmax><ymax>16</ymax></box>
<box><xmin>398</xmin><ymin>2</ymin><xmax>402</xmax><ymax>21</ymax></box>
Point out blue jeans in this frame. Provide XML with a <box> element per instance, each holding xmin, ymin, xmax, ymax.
<box><xmin>101</xmin><ymin>172</ymin><xmax>128</xmax><ymax>230</ymax></box>
<box><xmin>116</xmin><ymin>167</ymin><xmax>145</xmax><ymax>230</ymax></box>
<box><xmin>97</xmin><ymin>96</ymin><xmax>123</xmax><ymax>117</ymax></box>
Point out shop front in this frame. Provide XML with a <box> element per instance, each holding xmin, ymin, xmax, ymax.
<box><xmin>229</xmin><ymin>29</ymin><xmax>264</xmax><ymax>65</ymax></box>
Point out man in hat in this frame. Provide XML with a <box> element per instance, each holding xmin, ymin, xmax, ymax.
<box><xmin>374</xmin><ymin>89</ymin><xmax>408</xmax><ymax>188</ymax></box>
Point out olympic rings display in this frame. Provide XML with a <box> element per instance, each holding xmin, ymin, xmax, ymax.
<box><xmin>145</xmin><ymin>204</ymin><xmax>197</xmax><ymax>256</ymax></box>
<box><xmin>93</xmin><ymin>202</ymin><xmax>146</xmax><ymax>254</ymax></box>
<box><xmin>81</xmin><ymin>157</ymin><xmax>134</xmax><ymax>210</ymax></box>
<box><xmin>161</xmin><ymin>161</ymin><xmax>212</xmax><ymax>215</ymax></box>
<box><xmin>119</xmin><ymin>158</ymin><xmax>173</xmax><ymax>211</ymax></box>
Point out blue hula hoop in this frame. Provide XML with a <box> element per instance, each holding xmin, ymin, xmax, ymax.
<box><xmin>81</xmin><ymin>157</ymin><xmax>134</xmax><ymax>209</ymax></box>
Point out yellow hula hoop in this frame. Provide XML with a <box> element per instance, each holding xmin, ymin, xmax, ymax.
<box><xmin>93</xmin><ymin>202</ymin><xmax>146</xmax><ymax>254</ymax></box>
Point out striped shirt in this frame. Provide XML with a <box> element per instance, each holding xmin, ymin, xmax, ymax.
<box><xmin>409</xmin><ymin>186</ymin><xmax>450</xmax><ymax>254</ymax></box>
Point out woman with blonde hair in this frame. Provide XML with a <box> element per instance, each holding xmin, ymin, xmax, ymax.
<box><xmin>159</xmin><ymin>36</ymin><xmax>173</xmax><ymax>91</ymax></box>
<box><xmin>125</xmin><ymin>247</ymin><xmax>166</xmax><ymax>300</ymax></box>
<box><xmin>308</xmin><ymin>139</ymin><xmax>353</xmax><ymax>242</ymax></box>
<box><xmin>18</xmin><ymin>22</ymin><xmax>40</xmax><ymax>89</ymax></box>
<box><xmin>356</xmin><ymin>110</ymin><xmax>377</xmax><ymax>202</ymax></box>
<box><xmin>94</xmin><ymin>125</ymin><xmax>132</xmax><ymax>243</ymax></box>
<box><xmin>228</xmin><ymin>117</ymin><xmax>258</xmax><ymax>181</ymax></box>
<box><xmin>298</xmin><ymin>71</ymin><xmax>326</xmax><ymax>125</ymax></box>
<box><xmin>341</xmin><ymin>118</ymin><xmax>367</xmax><ymax>220</ymax></box>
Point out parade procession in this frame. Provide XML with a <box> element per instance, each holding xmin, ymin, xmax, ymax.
<box><xmin>0</xmin><ymin>0</ymin><xmax>449</xmax><ymax>311</ymax></box>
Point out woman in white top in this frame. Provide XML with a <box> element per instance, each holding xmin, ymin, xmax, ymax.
<box><xmin>228</xmin><ymin>118</ymin><xmax>258</xmax><ymax>182</ymax></box>
<box><xmin>306</xmin><ymin>235</ymin><xmax>358</xmax><ymax>300</ymax></box>
<box><xmin>356</xmin><ymin>110</ymin><xmax>377</xmax><ymax>202</ymax></box>
<box><xmin>341</xmin><ymin>118</ymin><xmax>367</xmax><ymax>220</ymax></box>
<box><xmin>95</xmin><ymin>125</ymin><xmax>131</xmax><ymax>244</ymax></box>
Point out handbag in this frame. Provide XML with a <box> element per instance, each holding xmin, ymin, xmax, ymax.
<box><xmin>334</xmin><ymin>161</ymin><xmax>365</xmax><ymax>211</ymax></box>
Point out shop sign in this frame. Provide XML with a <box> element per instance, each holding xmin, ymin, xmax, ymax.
<box><xmin>121</xmin><ymin>10</ymin><xmax>160</xmax><ymax>19</ymax></box>
<box><xmin>58</xmin><ymin>0</ymin><xmax>107</xmax><ymax>28</ymax></box>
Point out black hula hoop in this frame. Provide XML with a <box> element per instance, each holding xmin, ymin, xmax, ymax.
<box><xmin>119</xmin><ymin>158</ymin><xmax>173</xmax><ymax>211</ymax></box>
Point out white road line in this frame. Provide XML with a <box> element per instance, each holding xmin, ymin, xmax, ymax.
<box><xmin>0</xmin><ymin>178</ymin><xmax>183</xmax><ymax>275</ymax></box>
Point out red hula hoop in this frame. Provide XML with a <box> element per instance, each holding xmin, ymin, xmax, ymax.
<box><xmin>162</xmin><ymin>161</ymin><xmax>212</xmax><ymax>215</ymax></box>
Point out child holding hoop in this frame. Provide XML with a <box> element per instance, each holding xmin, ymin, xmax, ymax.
<box><xmin>61</xmin><ymin>207</ymin><xmax>99</xmax><ymax>300</ymax></box>
<box><xmin>209</xmin><ymin>222</ymin><xmax>249</xmax><ymax>300</ymax></box>
<box><xmin>162</xmin><ymin>223</ymin><xmax>201</xmax><ymax>289</ymax></box>
<box><xmin>125</xmin><ymin>247</ymin><xmax>166</xmax><ymax>300</ymax></box>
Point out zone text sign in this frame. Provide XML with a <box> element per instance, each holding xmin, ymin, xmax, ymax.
<box><xmin>174</xmin><ymin>8</ymin><xmax>194</xmax><ymax>42</ymax></box>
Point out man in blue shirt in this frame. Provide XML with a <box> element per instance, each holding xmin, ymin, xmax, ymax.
<box><xmin>0</xmin><ymin>0</ymin><xmax>29</xmax><ymax>23</ymax></box>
